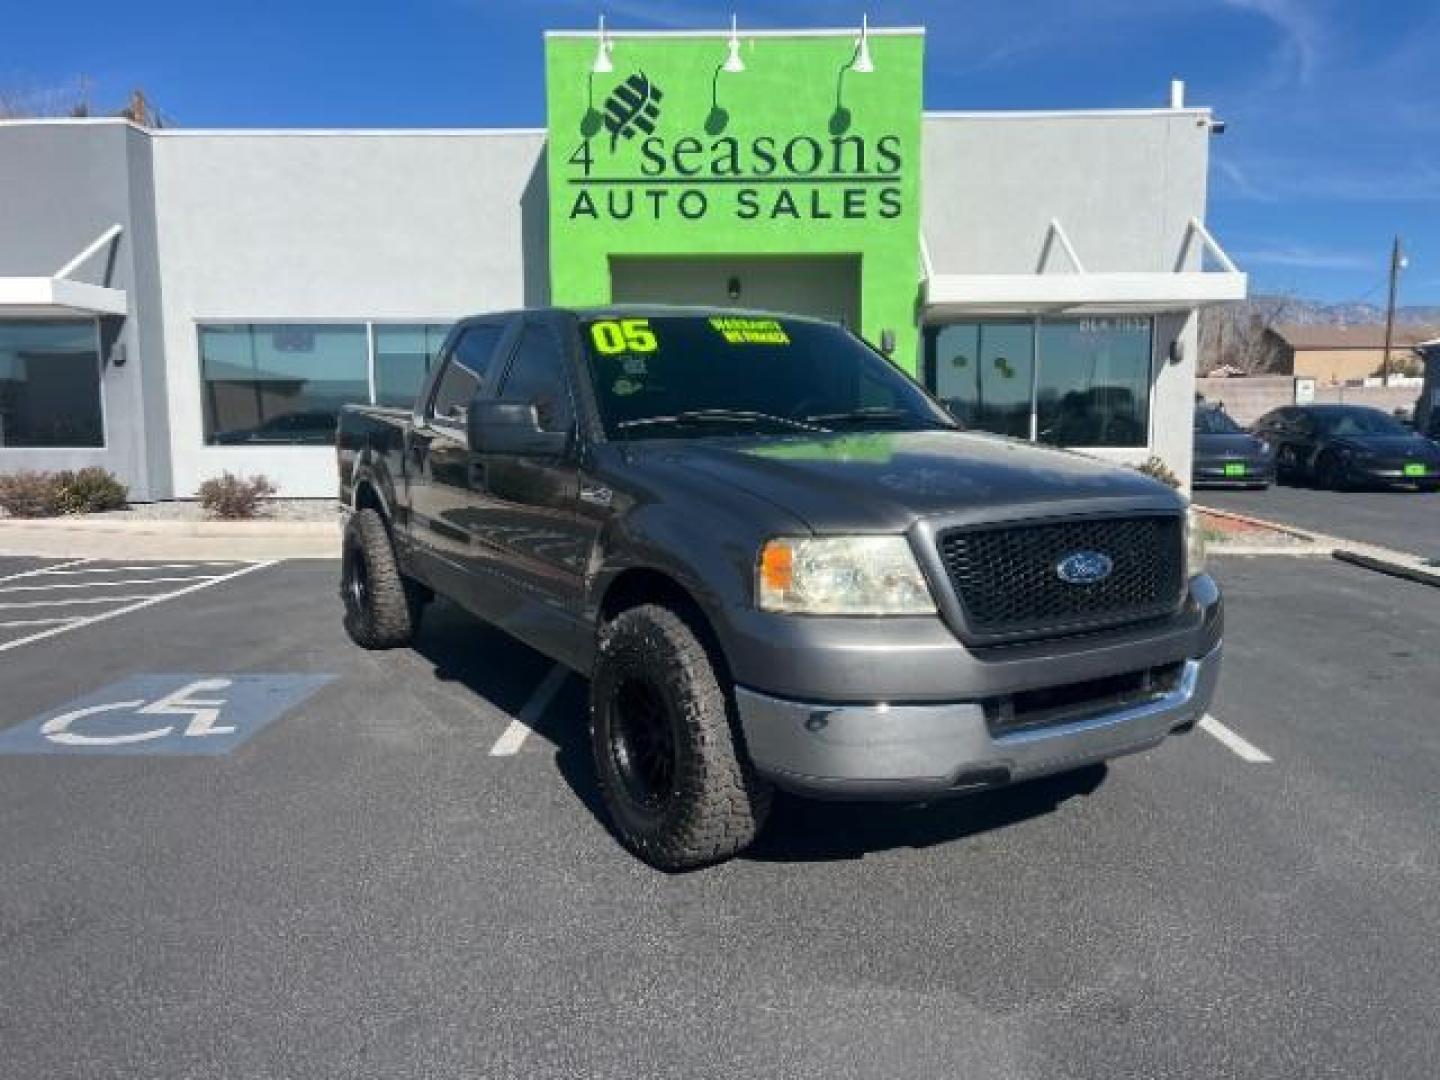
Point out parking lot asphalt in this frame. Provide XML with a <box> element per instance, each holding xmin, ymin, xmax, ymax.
<box><xmin>1</xmin><ymin>555</ymin><xmax>1437</xmax><ymax>1079</ymax></box>
<box><xmin>1200</xmin><ymin>482</ymin><xmax>1440</xmax><ymax>560</ymax></box>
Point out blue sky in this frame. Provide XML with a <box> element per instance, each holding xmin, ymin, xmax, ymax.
<box><xmin>6</xmin><ymin>0</ymin><xmax>1438</xmax><ymax>306</ymax></box>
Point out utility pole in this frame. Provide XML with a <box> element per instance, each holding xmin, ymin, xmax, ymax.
<box><xmin>1381</xmin><ymin>234</ymin><xmax>1404</xmax><ymax>384</ymax></box>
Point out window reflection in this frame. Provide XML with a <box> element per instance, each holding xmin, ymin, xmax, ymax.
<box><xmin>926</xmin><ymin>317</ymin><xmax>1153</xmax><ymax>448</ymax></box>
<box><xmin>374</xmin><ymin>324</ymin><xmax>452</xmax><ymax>409</ymax></box>
<box><xmin>200</xmin><ymin>324</ymin><xmax>368</xmax><ymax>445</ymax></box>
<box><xmin>930</xmin><ymin>321</ymin><xmax>1034</xmax><ymax>439</ymax></box>
<box><xmin>1036</xmin><ymin>318</ymin><xmax>1152</xmax><ymax>448</ymax></box>
<box><xmin>0</xmin><ymin>320</ymin><xmax>104</xmax><ymax>448</ymax></box>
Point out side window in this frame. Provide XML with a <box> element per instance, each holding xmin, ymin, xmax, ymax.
<box><xmin>497</xmin><ymin>323</ymin><xmax>575</xmax><ymax>434</ymax></box>
<box><xmin>429</xmin><ymin>323</ymin><xmax>503</xmax><ymax>424</ymax></box>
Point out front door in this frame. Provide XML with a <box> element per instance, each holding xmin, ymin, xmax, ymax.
<box><xmin>405</xmin><ymin>320</ymin><xmax>510</xmax><ymax>613</ymax></box>
<box><xmin>472</xmin><ymin>317</ymin><xmax>589</xmax><ymax>666</ymax></box>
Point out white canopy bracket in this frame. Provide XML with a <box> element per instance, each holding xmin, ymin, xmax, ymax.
<box><xmin>1037</xmin><ymin>219</ymin><xmax>1086</xmax><ymax>274</ymax></box>
<box><xmin>1</xmin><ymin>223</ymin><xmax>128</xmax><ymax>317</ymax></box>
<box><xmin>54</xmin><ymin>223</ymin><xmax>124</xmax><ymax>282</ymax></box>
<box><xmin>921</xmin><ymin>217</ymin><xmax>1247</xmax><ymax>315</ymax></box>
<box><xmin>1175</xmin><ymin>216</ymin><xmax>1238</xmax><ymax>274</ymax></box>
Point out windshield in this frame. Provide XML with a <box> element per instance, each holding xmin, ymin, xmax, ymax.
<box><xmin>578</xmin><ymin>315</ymin><xmax>956</xmax><ymax>440</ymax></box>
<box><xmin>1315</xmin><ymin>408</ymin><xmax>1410</xmax><ymax>437</ymax></box>
<box><xmin>1194</xmin><ymin>408</ymin><xmax>1243</xmax><ymax>434</ymax></box>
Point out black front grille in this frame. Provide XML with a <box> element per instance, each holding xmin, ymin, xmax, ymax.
<box><xmin>936</xmin><ymin>515</ymin><xmax>1183</xmax><ymax>639</ymax></box>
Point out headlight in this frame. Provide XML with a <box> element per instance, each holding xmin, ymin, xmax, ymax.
<box><xmin>757</xmin><ymin>536</ymin><xmax>936</xmax><ymax>615</ymax></box>
<box><xmin>1185</xmin><ymin>506</ymin><xmax>1208</xmax><ymax>580</ymax></box>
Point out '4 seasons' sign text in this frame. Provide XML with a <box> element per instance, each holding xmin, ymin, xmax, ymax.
<box><xmin>566</xmin><ymin>72</ymin><xmax>905</xmax><ymax>224</ymax></box>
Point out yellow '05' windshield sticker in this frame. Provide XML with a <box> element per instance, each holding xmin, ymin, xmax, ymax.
<box><xmin>708</xmin><ymin>317</ymin><xmax>790</xmax><ymax>345</ymax></box>
<box><xmin>590</xmin><ymin>318</ymin><xmax>658</xmax><ymax>355</ymax></box>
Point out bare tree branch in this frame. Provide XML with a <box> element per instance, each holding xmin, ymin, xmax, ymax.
<box><xmin>1199</xmin><ymin>295</ymin><xmax>1293</xmax><ymax>375</ymax></box>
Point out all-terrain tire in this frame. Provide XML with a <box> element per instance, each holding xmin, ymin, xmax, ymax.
<box><xmin>341</xmin><ymin>508</ymin><xmax>419</xmax><ymax>649</ymax></box>
<box><xmin>590</xmin><ymin>604</ymin><xmax>772</xmax><ymax>870</ymax></box>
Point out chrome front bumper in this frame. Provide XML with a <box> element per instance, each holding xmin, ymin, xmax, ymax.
<box><xmin>736</xmin><ymin>642</ymin><xmax>1222</xmax><ymax>799</ymax></box>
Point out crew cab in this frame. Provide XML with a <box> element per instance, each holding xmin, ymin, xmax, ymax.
<box><xmin>337</xmin><ymin>307</ymin><xmax>1222</xmax><ymax>869</ymax></box>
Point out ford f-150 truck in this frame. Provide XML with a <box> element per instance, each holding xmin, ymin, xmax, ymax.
<box><xmin>337</xmin><ymin>307</ymin><xmax>1222</xmax><ymax>869</ymax></box>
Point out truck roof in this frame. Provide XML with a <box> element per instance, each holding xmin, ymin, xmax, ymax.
<box><xmin>458</xmin><ymin>304</ymin><xmax>837</xmax><ymax>326</ymax></box>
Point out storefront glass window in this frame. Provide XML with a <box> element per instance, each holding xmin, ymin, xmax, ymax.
<box><xmin>1035</xmin><ymin>318</ymin><xmax>1152</xmax><ymax>448</ymax></box>
<box><xmin>926</xmin><ymin>317</ymin><xmax>1153</xmax><ymax>448</ymax></box>
<box><xmin>200</xmin><ymin>324</ymin><xmax>368</xmax><ymax>445</ymax></box>
<box><xmin>929</xmin><ymin>321</ymin><xmax>1034</xmax><ymax>439</ymax></box>
<box><xmin>374</xmin><ymin>323</ymin><xmax>452</xmax><ymax>409</ymax></box>
<box><xmin>0</xmin><ymin>320</ymin><xmax>104</xmax><ymax>448</ymax></box>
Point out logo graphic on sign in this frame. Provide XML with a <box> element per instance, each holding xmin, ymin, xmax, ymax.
<box><xmin>602</xmin><ymin>72</ymin><xmax>664</xmax><ymax>151</ymax></box>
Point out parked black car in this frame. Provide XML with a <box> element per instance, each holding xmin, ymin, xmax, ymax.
<box><xmin>1252</xmin><ymin>404</ymin><xmax>1440</xmax><ymax>490</ymax></box>
<box><xmin>1192</xmin><ymin>405</ymin><xmax>1274</xmax><ymax>489</ymax></box>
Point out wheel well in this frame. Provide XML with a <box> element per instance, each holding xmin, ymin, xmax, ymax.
<box><xmin>599</xmin><ymin>568</ymin><xmax>729</xmax><ymax>676</ymax></box>
<box><xmin>354</xmin><ymin>479</ymin><xmax>385</xmax><ymax>517</ymax></box>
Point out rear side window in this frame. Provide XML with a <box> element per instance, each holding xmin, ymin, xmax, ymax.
<box><xmin>430</xmin><ymin>323</ymin><xmax>504</xmax><ymax>423</ymax></box>
<box><xmin>498</xmin><ymin>324</ymin><xmax>574</xmax><ymax>433</ymax></box>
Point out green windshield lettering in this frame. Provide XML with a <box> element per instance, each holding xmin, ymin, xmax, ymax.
<box><xmin>708</xmin><ymin>317</ymin><xmax>790</xmax><ymax>346</ymax></box>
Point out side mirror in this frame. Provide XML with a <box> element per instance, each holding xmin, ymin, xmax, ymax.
<box><xmin>467</xmin><ymin>399</ymin><xmax>570</xmax><ymax>457</ymax></box>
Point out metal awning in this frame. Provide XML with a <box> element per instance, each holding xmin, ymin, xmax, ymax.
<box><xmin>0</xmin><ymin>224</ymin><xmax>127</xmax><ymax>318</ymax></box>
<box><xmin>923</xmin><ymin>217</ymin><xmax>1247</xmax><ymax>316</ymax></box>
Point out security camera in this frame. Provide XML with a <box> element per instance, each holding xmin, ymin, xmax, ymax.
<box><xmin>1208</xmin><ymin>118</ymin><xmax>1227</xmax><ymax>135</ymax></box>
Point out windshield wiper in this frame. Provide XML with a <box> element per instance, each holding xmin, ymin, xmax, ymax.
<box><xmin>617</xmin><ymin>409</ymin><xmax>824</xmax><ymax>434</ymax></box>
<box><xmin>801</xmin><ymin>407</ymin><xmax>954</xmax><ymax>431</ymax></box>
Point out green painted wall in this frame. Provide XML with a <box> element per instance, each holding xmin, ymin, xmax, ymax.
<box><xmin>544</xmin><ymin>31</ymin><xmax>925</xmax><ymax>373</ymax></box>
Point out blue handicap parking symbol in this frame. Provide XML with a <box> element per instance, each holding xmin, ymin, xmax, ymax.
<box><xmin>0</xmin><ymin>674</ymin><xmax>334</xmax><ymax>756</ymax></box>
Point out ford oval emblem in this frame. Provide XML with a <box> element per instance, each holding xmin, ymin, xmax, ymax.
<box><xmin>1055</xmin><ymin>550</ymin><xmax>1114</xmax><ymax>585</ymax></box>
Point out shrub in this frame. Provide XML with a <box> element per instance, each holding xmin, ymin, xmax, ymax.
<box><xmin>55</xmin><ymin>467</ymin><xmax>129</xmax><ymax>514</ymax></box>
<box><xmin>1136</xmin><ymin>456</ymin><xmax>1182</xmax><ymax>490</ymax></box>
<box><xmin>197</xmin><ymin>472</ymin><xmax>277</xmax><ymax>520</ymax></box>
<box><xmin>0</xmin><ymin>471</ymin><xmax>66</xmax><ymax>518</ymax></box>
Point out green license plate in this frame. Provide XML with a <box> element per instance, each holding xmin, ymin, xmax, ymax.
<box><xmin>1224</xmin><ymin>462</ymin><xmax>1248</xmax><ymax>477</ymax></box>
<box><xmin>1404</xmin><ymin>463</ymin><xmax>1426</xmax><ymax>477</ymax></box>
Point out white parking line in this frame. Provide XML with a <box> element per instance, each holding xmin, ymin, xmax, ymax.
<box><xmin>0</xmin><ymin>617</ymin><xmax>79</xmax><ymax>629</ymax></box>
<box><xmin>0</xmin><ymin>558</ymin><xmax>92</xmax><ymax>585</ymax></box>
<box><xmin>0</xmin><ymin>595</ymin><xmax>161</xmax><ymax>609</ymax></box>
<box><xmin>1199</xmin><ymin>714</ymin><xmax>1273</xmax><ymax>763</ymax></box>
<box><xmin>489</xmin><ymin>664</ymin><xmax>571</xmax><ymax>757</ymax></box>
<box><xmin>36</xmin><ymin>563</ymin><xmax>227</xmax><ymax>576</ymax></box>
<box><xmin>0</xmin><ymin>561</ymin><xmax>275</xmax><ymax>654</ymax></box>
<box><xmin>0</xmin><ymin>575</ymin><xmax>219</xmax><ymax>593</ymax></box>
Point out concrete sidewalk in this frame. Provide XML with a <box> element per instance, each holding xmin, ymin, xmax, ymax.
<box><xmin>0</xmin><ymin>516</ymin><xmax>340</xmax><ymax>560</ymax></box>
<box><xmin>1200</xmin><ymin>504</ymin><xmax>1440</xmax><ymax>588</ymax></box>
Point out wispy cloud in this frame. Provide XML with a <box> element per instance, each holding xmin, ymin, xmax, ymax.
<box><xmin>1219</xmin><ymin>0</ymin><xmax>1327</xmax><ymax>84</ymax></box>
<box><xmin>1214</xmin><ymin>158</ymin><xmax>1277</xmax><ymax>202</ymax></box>
<box><xmin>1235</xmin><ymin>245</ymin><xmax>1376</xmax><ymax>271</ymax></box>
<box><xmin>1215</xmin><ymin>151</ymin><xmax>1440</xmax><ymax>204</ymax></box>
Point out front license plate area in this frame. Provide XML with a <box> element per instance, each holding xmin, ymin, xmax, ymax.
<box><xmin>1404</xmin><ymin>463</ymin><xmax>1425</xmax><ymax>477</ymax></box>
<box><xmin>1224</xmin><ymin>463</ymin><xmax>1247</xmax><ymax>477</ymax></box>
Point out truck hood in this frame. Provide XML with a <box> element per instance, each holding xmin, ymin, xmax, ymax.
<box><xmin>626</xmin><ymin>431</ymin><xmax>1181</xmax><ymax>532</ymax></box>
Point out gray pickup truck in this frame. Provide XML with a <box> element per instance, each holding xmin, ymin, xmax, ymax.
<box><xmin>337</xmin><ymin>307</ymin><xmax>1222</xmax><ymax>869</ymax></box>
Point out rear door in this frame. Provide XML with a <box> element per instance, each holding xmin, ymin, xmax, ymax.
<box><xmin>471</xmin><ymin>316</ymin><xmax>590</xmax><ymax>665</ymax></box>
<box><xmin>404</xmin><ymin>319</ymin><xmax>511</xmax><ymax>608</ymax></box>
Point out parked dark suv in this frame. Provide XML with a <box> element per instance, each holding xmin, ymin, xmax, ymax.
<box><xmin>337</xmin><ymin>307</ymin><xmax>1222</xmax><ymax>868</ymax></box>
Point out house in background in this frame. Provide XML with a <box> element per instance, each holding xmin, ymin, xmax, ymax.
<box><xmin>1264</xmin><ymin>324</ymin><xmax>1435</xmax><ymax>385</ymax></box>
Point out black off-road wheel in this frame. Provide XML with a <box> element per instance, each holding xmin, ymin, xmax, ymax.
<box><xmin>590</xmin><ymin>604</ymin><xmax>772</xmax><ymax>870</ymax></box>
<box><xmin>341</xmin><ymin>509</ymin><xmax>423</xmax><ymax>649</ymax></box>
